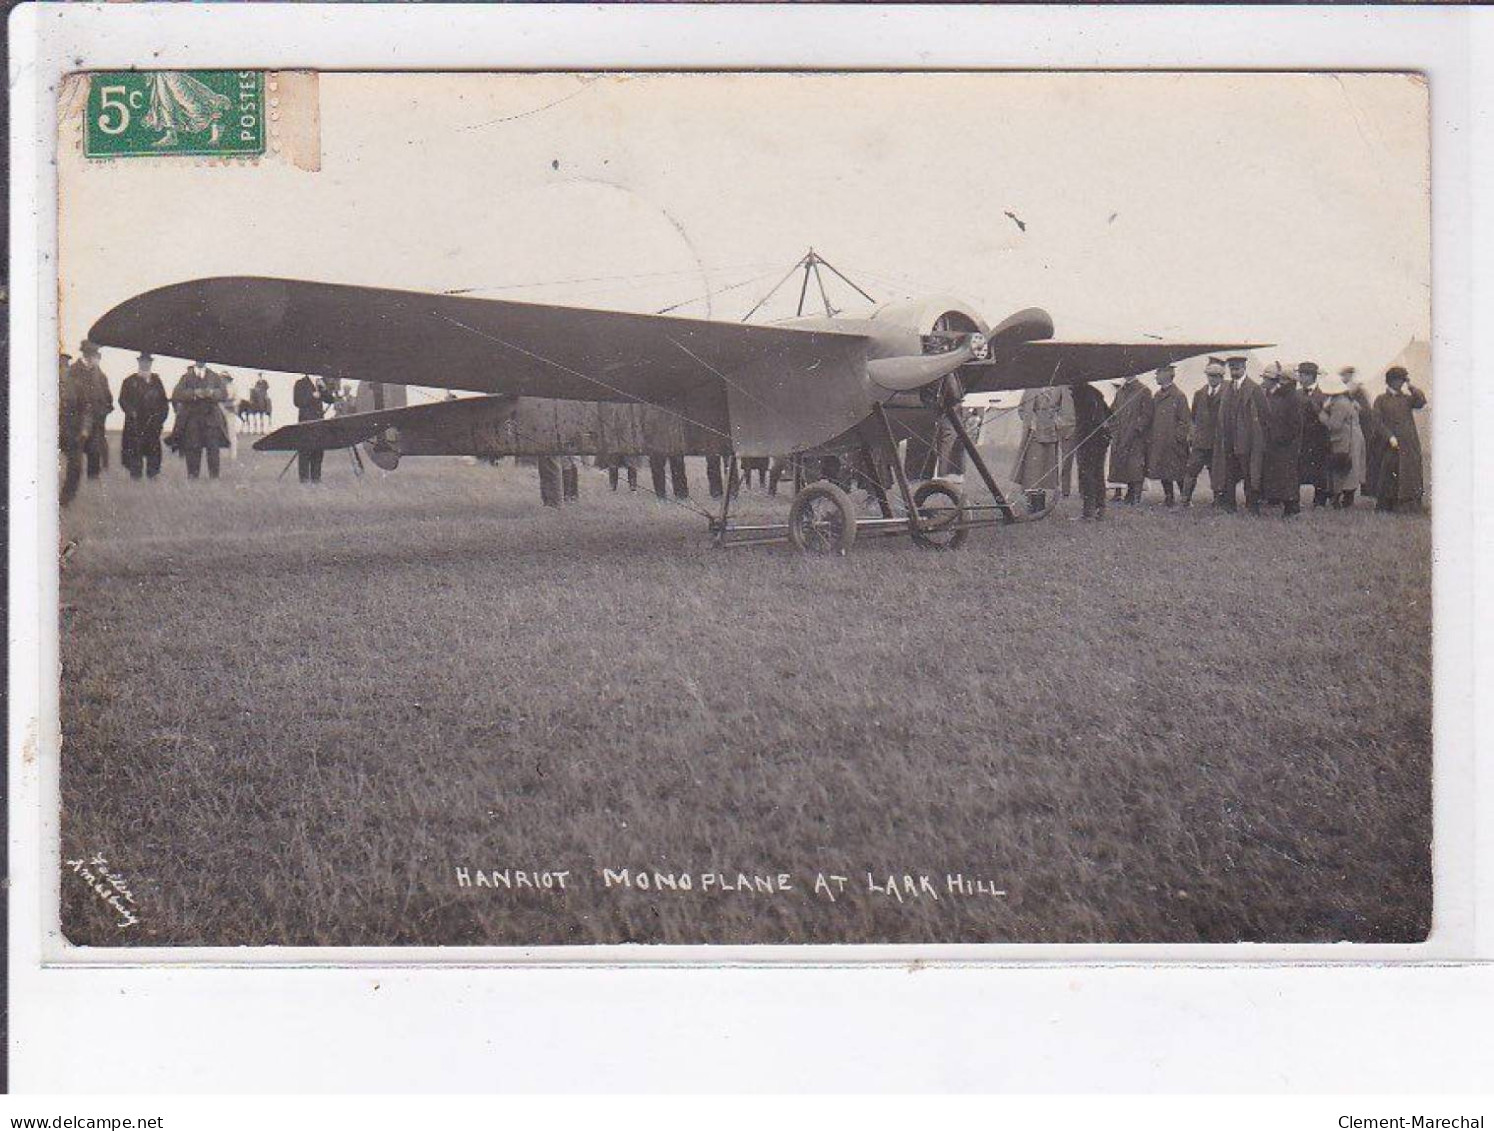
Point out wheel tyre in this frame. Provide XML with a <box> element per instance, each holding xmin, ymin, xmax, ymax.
<box><xmin>788</xmin><ymin>481</ymin><xmax>858</xmax><ymax>556</ymax></box>
<box><xmin>911</xmin><ymin>479</ymin><xmax>969</xmax><ymax>551</ymax></box>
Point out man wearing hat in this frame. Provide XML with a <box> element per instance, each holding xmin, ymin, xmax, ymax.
<box><xmin>172</xmin><ymin>360</ymin><xmax>233</xmax><ymax>480</ymax></box>
<box><xmin>1183</xmin><ymin>358</ymin><xmax>1225</xmax><ymax>505</ymax></box>
<box><xmin>1296</xmin><ymin>362</ymin><xmax>1331</xmax><ymax>508</ymax></box>
<box><xmin>291</xmin><ymin>372</ymin><xmax>340</xmax><ymax>483</ymax></box>
<box><xmin>1212</xmin><ymin>355</ymin><xmax>1266</xmax><ymax>514</ymax></box>
<box><xmin>1372</xmin><ymin>366</ymin><xmax>1428</xmax><ymax>512</ymax></box>
<box><xmin>118</xmin><ymin>352</ymin><xmax>171</xmax><ymax>480</ymax></box>
<box><xmin>69</xmin><ymin>340</ymin><xmax>114</xmax><ymax>479</ymax></box>
<box><xmin>1145</xmin><ymin>364</ymin><xmax>1190</xmax><ymax>506</ymax></box>
<box><xmin>1259</xmin><ymin>362</ymin><xmax>1305</xmax><ymax>516</ymax></box>
<box><xmin>1107</xmin><ymin>372</ymin><xmax>1153</xmax><ymax>504</ymax></box>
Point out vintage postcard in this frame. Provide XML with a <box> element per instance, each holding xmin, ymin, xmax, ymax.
<box><xmin>52</xmin><ymin>69</ymin><xmax>1435</xmax><ymax>950</ymax></box>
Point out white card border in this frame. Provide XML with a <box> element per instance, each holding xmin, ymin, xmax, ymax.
<box><xmin>9</xmin><ymin>1</ymin><xmax>1491</xmax><ymax>1091</ymax></box>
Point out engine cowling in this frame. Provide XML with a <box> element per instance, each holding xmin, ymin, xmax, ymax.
<box><xmin>862</xmin><ymin>299</ymin><xmax>1053</xmax><ymax>394</ymax></box>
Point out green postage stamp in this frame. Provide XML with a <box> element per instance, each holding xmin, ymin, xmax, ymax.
<box><xmin>83</xmin><ymin>70</ymin><xmax>265</xmax><ymax>158</ymax></box>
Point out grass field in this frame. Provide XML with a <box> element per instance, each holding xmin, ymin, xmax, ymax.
<box><xmin>59</xmin><ymin>440</ymin><xmax>1432</xmax><ymax>946</ymax></box>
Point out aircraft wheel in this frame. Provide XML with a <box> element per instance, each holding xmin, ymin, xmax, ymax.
<box><xmin>911</xmin><ymin>479</ymin><xmax>968</xmax><ymax>551</ymax></box>
<box><xmin>788</xmin><ymin>482</ymin><xmax>858</xmax><ymax>556</ymax></box>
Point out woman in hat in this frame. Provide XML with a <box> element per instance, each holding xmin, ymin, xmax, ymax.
<box><xmin>1315</xmin><ymin>369</ymin><xmax>1366</xmax><ymax>508</ymax></box>
<box><xmin>1372</xmin><ymin>366</ymin><xmax>1427</xmax><ymax>512</ymax></box>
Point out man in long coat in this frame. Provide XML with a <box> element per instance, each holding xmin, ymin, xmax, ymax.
<box><xmin>1183</xmin><ymin>359</ymin><xmax>1224</xmax><ymax>505</ymax></box>
<box><xmin>1107</xmin><ymin>375</ymin><xmax>1153</xmax><ymax>504</ymax></box>
<box><xmin>118</xmin><ymin>352</ymin><xmax>170</xmax><ymax>480</ymax></box>
<box><xmin>1013</xmin><ymin>385</ymin><xmax>1065</xmax><ymax>510</ymax></box>
<box><xmin>1216</xmin><ymin>355</ymin><xmax>1266</xmax><ymax>514</ymax></box>
<box><xmin>1372</xmin><ymin>366</ymin><xmax>1428</xmax><ymax>512</ymax></box>
<box><xmin>172</xmin><ymin>361</ymin><xmax>232</xmax><ymax>480</ymax></box>
<box><xmin>1071</xmin><ymin>381</ymin><xmax>1111</xmax><ymax>520</ymax></box>
<box><xmin>1146</xmin><ymin>364</ymin><xmax>1190</xmax><ymax>506</ymax></box>
<box><xmin>1296</xmin><ymin>361</ymin><xmax>1331</xmax><ymax>508</ymax></box>
<box><xmin>69</xmin><ymin>340</ymin><xmax>113</xmax><ymax>479</ymax></box>
<box><xmin>1056</xmin><ymin>385</ymin><xmax>1077</xmax><ymax>497</ymax></box>
<box><xmin>293</xmin><ymin>373</ymin><xmax>338</xmax><ymax>484</ymax></box>
<box><xmin>59</xmin><ymin>352</ymin><xmax>89</xmax><ymax>507</ymax></box>
<box><xmin>1259</xmin><ymin>365</ymin><xmax>1305</xmax><ymax>516</ymax></box>
<box><xmin>1209</xmin><ymin>357</ymin><xmax>1236</xmax><ymax>509</ymax></box>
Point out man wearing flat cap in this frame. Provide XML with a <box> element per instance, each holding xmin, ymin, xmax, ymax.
<box><xmin>118</xmin><ymin>352</ymin><xmax>170</xmax><ymax>480</ymax></box>
<box><xmin>69</xmin><ymin>340</ymin><xmax>114</xmax><ymax>479</ymax></box>
<box><xmin>1296</xmin><ymin>362</ymin><xmax>1331</xmax><ymax>508</ymax></box>
<box><xmin>1372</xmin><ymin>366</ymin><xmax>1427</xmax><ymax>511</ymax></box>
<box><xmin>1146</xmin><ymin>364</ymin><xmax>1190</xmax><ymax>506</ymax></box>
<box><xmin>1182</xmin><ymin>358</ymin><xmax>1225</xmax><ymax>505</ymax></box>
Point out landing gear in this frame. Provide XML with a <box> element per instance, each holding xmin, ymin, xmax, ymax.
<box><xmin>787</xmin><ymin>481</ymin><xmax>858</xmax><ymax>556</ymax></box>
<box><xmin>910</xmin><ymin>480</ymin><xmax>968</xmax><ymax>551</ymax></box>
<box><xmin>710</xmin><ymin>377</ymin><xmax>1051</xmax><ymax>553</ymax></box>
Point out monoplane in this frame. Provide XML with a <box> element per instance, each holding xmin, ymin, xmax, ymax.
<box><xmin>89</xmin><ymin>252</ymin><xmax>1260</xmax><ymax>554</ymax></box>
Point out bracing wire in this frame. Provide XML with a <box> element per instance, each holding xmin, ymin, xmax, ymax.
<box><xmin>441</xmin><ymin>260</ymin><xmax>782</xmax><ymax>297</ymax></box>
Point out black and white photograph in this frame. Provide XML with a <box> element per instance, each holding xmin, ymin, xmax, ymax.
<box><xmin>52</xmin><ymin>69</ymin><xmax>1434</xmax><ymax>949</ymax></box>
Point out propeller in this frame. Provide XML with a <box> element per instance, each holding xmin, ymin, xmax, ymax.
<box><xmin>866</xmin><ymin>307</ymin><xmax>1055</xmax><ymax>394</ymax></box>
<box><xmin>987</xmin><ymin>307</ymin><xmax>1055</xmax><ymax>346</ymax></box>
<box><xmin>867</xmin><ymin>341</ymin><xmax>975</xmax><ymax>393</ymax></box>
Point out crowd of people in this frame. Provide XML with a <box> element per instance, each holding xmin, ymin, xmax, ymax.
<box><xmin>1009</xmin><ymin>355</ymin><xmax>1428</xmax><ymax>520</ymax></box>
<box><xmin>58</xmin><ymin>339</ymin><xmax>295</xmax><ymax>506</ymax></box>
<box><xmin>60</xmin><ymin>340</ymin><xmax>1427</xmax><ymax>524</ymax></box>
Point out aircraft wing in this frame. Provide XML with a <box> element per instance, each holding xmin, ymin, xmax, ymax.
<box><xmin>91</xmin><ymin>277</ymin><xmax>883</xmax><ymax>455</ymax></box>
<box><xmin>961</xmin><ymin>341</ymin><xmax>1270</xmax><ymax>393</ymax></box>
<box><xmin>89</xmin><ymin>277</ymin><xmax>868</xmax><ymax>404</ymax></box>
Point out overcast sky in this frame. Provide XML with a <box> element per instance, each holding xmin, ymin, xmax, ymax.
<box><xmin>60</xmin><ymin>71</ymin><xmax>1430</xmax><ymax>421</ymax></box>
